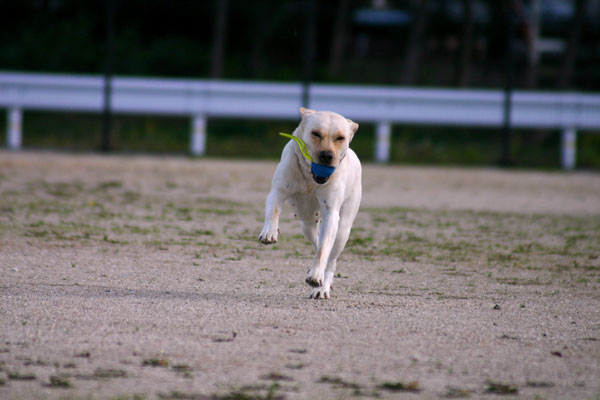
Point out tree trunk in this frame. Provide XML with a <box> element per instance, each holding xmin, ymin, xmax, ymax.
<box><xmin>302</xmin><ymin>0</ymin><xmax>316</xmax><ymax>107</ymax></box>
<box><xmin>210</xmin><ymin>0</ymin><xmax>229</xmax><ymax>79</ymax></box>
<box><xmin>558</xmin><ymin>0</ymin><xmax>587</xmax><ymax>89</ymax></box>
<box><xmin>250</xmin><ymin>3</ymin><xmax>269</xmax><ymax>78</ymax></box>
<box><xmin>457</xmin><ymin>0</ymin><xmax>473</xmax><ymax>87</ymax></box>
<box><xmin>102</xmin><ymin>0</ymin><xmax>115</xmax><ymax>153</ymax></box>
<box><xmin>525</xmin><ymin>0</ymin><xmax>540</xmax><ymax>88</ymax></box>
<box><xmin>500</xmin><ymin>0</ymin><xmax>516</xmax><ymax>167</ymax></box>
<box><xmin>401</xmin><ymin>0</ymin><xmax>429</xmax><ymax>85</ymax></box>
<box><xmin>329</xmin><ymin>0</ymin><xmax>349</xmax><ymax>77</ymax></box>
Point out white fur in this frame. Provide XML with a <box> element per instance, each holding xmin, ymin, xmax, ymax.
<box><xmin>259</xmin><ymin>108</ymin><xmax>362</xmax><ymax>299</ymax></box>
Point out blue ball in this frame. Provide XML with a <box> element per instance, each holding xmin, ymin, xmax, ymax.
<box><xmin>311</xmin><ymin>162</ymin><xmax>336</xmax><ymax>178</ymax></box>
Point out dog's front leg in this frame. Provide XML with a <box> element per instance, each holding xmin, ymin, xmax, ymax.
<box><xmin>259</xmin><ymin>188</ymin><xmax>284</xmax><ymax>244</ymax></box>
<box><xmin>306</xmin><ymin>201</ymin><xmax>340</xmax><ymax>293</ymax></box>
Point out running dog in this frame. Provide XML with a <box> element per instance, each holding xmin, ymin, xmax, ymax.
<box><xmin>259</xmin><ymin>108</ymin><xmax>362</xmax><ymax>299</ymax></box>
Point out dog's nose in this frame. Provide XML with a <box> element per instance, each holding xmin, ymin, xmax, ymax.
<box><xmin>318</xmin><ymin>151</ymin><xmax>334</xmax><ymax>165</ymax></box>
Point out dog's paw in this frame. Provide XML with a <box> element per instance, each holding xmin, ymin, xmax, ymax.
<box><xmin>258</xmin><ymin>226</ymin><xmax>278</xmax><ymax>244</ymax></box>
<box><xmin>309</xmin><ymin>286</ymin><xmax>330</xmax><ymax>300</ymax></box>
<box><xmin>305</xmin><ymin>268</ymin><xmax>324</xmax><ymax>287</ymax></box>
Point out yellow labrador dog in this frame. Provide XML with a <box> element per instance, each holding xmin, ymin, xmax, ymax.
<box><xmin>259</xmin><ymin>108</ymin><xmax>362</xmax><ymax>299</ymax></box>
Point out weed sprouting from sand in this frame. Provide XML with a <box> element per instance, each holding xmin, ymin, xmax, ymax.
<box><xmin>7</xmin><ymin>371</ymin><xmax>36</xmax><ymax>380</ymax></box>
<box><xmin>110</xmin><ymin>395</ymin><xmax>147</xmax><ymax>400</ymax></box>
<box><xmin>378</xmin><ymin>380</ymin><xmax>421</xmax><ymax>393</ymax></box>
<box><xmin>94</xmin><ymin>368</ymin><xmax>128</xmax><ymax>378</ymax></box>
<box><xmin>143</xmin><ymin>358</ymin><xmax>169</xmax><ymax>367</ymax></box>
<box><xmin>485</xmin><ymin>381</ymin><xmax>518</xmax><ymax>395</ymax></box>
<box><xmin>158</xmin><ymin>387</ymin><xmax>286</xmax><ymax>400</ymax></box>
<box><xmin>48</xmin><ymin>375</ymin><xmax>73</xmax><ymax>388</ymax></box>
<box><xmin>443</xmin><ymin>386</ymin><xmax>473</xmax><ymax>398</ymax></box>
<box><xmin>317</xmin><ymin>375</ymin><xmax>362</xmax><ymax>390</ymax></box>
<box><xmin>260</xmin><ymin>372</ymin><xmax>293</xmax><ymax>382</ymax></box>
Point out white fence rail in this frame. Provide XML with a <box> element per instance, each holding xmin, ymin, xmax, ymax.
<box><xmin>2</xmin><ymin>71</ymin><xmax>599</xmax><ymax>168</ymax></box>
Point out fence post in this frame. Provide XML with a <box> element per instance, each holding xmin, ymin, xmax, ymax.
<box><xmin>7</xmin><ymin>107</ymin><xmax>22</xmax><ymax>150</ymax></box>
<box><xmin>375</xmin><ymin>121</ymin><xmax>391</xmax><ymax>163</ymax></box>
<box><xmin>190</xmin><ymin>115</ymin><xmax>207</xmax><ymax>156</ymax></box>
<box><xmin>561</xmin><ymin>127</ymin><xmax>576</xmax><ymax>170</ymax></box>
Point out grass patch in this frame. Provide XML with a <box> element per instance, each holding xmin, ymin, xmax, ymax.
<box><xmin>179</xmin><ymin>229</ymin><xmax>214</xmax><ymax>237</ymax></box>
<box><xmin>198</xmin><ymin>208</ymin><xmax>238</xmax><ymax>216</ymax></box>
<box><xmin>260</xmin><ymin>372</ymin><xmax>293</xmax><ymax>382</ymax></box>
<box><xmin>496</xmin><ymin>277</ymin><xmax>547</xmax><ymax>286</ymax></box>
<box><xmin>103</xmin><ymin>235</ymin><xmax>129</xmax><ymax>245</ymax></box>
<box><xmin>487</xmin><ymin>253</ymin><xmax>516</xmax><ymax>264</ymax></box>
<box><xmin>443</xmin><ymin>386</ymin><xmax>473</xmax><ymax>398</ymax></box>
<box><xmin>346</xmin><ymin>235</ymin><xmax>374</xmax><ymax>247</ymax></box>
<box><xmin>142</xmin><ymin>358</ymin><xmax>169</xmax><ymax>367</ymax></box>
<box><xmin>48</xmin><ymin>375</ymin><xmax>73</xmax><ymax>388</ymax></box>
<box><xmin>95</xmin><ymin>180</ymin><xmax>124</xmax><ymax>191</ymax></box>
<box><xmin>8</xmin><ymin>371</ymin><xmax>36</xmax><ymax>380</ymax></box>
<box><xmin>378</xmin><ymin>381</ymin><xmax>421</xmax><ymax>393</ymax></box>
<box><xmin>94</xmin><ymin>368</ymin><xmax>128</xmax><ymax>378</ymax></box>
<box><xmin>158</xmin><ymin>387</ymin><xmax>285</xmax><ymax>400</ymax></box>
<box><xmin>485</xmin><ymin>381</ymin><xmax>518</xmax><ymax>395</ymax></box>
<box><xmin>317</xmin><ymin>375</ymin><xmax>361</xmax><ymax>390</ymax></box>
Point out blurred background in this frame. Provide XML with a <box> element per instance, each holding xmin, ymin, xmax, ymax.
<box><xmin>1</xmin><ymin>0</ymin><xmax>600</xmax><ymax>168</ymax></box>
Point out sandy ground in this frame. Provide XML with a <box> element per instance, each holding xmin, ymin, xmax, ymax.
<box><xmin>0</xmin><ymin>151</ymin><xmax>599</xmax><ymax>400</ymax></box>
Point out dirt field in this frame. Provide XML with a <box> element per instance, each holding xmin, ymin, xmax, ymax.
<box><xmin>1</xmin><ymin>151</ymin><xmax>599</xmax><ymax>400</ymax></box>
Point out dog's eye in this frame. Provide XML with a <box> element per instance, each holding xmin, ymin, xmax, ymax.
<box><xmin>336</xmin><ymin>136</ymin><xmax>345</xmax><ymax>142</ymax></box>
<box><xmin>311</xmin><ymin>131</ymin><xmax>322</xmax><ymax>138</ymax></box>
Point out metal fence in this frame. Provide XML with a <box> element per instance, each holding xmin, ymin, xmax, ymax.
<box><xmin>2</xmin><ymin>71</ymin><xmax>599</xmax><ymax>168</ymax></box>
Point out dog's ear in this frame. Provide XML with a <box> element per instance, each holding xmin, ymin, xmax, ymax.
<box><xmin>347</xmin><ymin>119</ymin><xmax>359</xmax><ymax>136</ymax></box>
<box><xmin>300</xmin><ymin>107</ymin><xmax>316</xmax><ymax>118</ymax></box>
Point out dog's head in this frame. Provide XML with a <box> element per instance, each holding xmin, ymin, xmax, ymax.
<box><xmin>298</xmin><ymin>107</ymin><xmax>359</xmax><ymax>184</ymax></box>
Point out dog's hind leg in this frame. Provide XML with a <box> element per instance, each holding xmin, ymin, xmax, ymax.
<box><xmin>289</xmin><ymin>193</ymin><xmax>320</xmax><ymax>250</ymax></box>
<box><xmin>300</xmin><ymin>219</ymin><xmax>319</xmax><ymax>251</ymax></box>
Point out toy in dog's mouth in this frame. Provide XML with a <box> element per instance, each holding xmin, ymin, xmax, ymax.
<box><xmin>279</xmin><ymin>132</ymin><xmax>335</xmax><ymax>184</ymax></box>
<box><xmin>311</xmin><ymin>163</ymin><xmax>335</xmax><ymax>184</ymax></box>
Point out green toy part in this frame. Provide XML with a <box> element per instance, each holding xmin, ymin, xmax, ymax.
<box><xmin>279</xmin><ymin>132</ymin><xmax>314</xmax><ymax>162</ymax></box>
